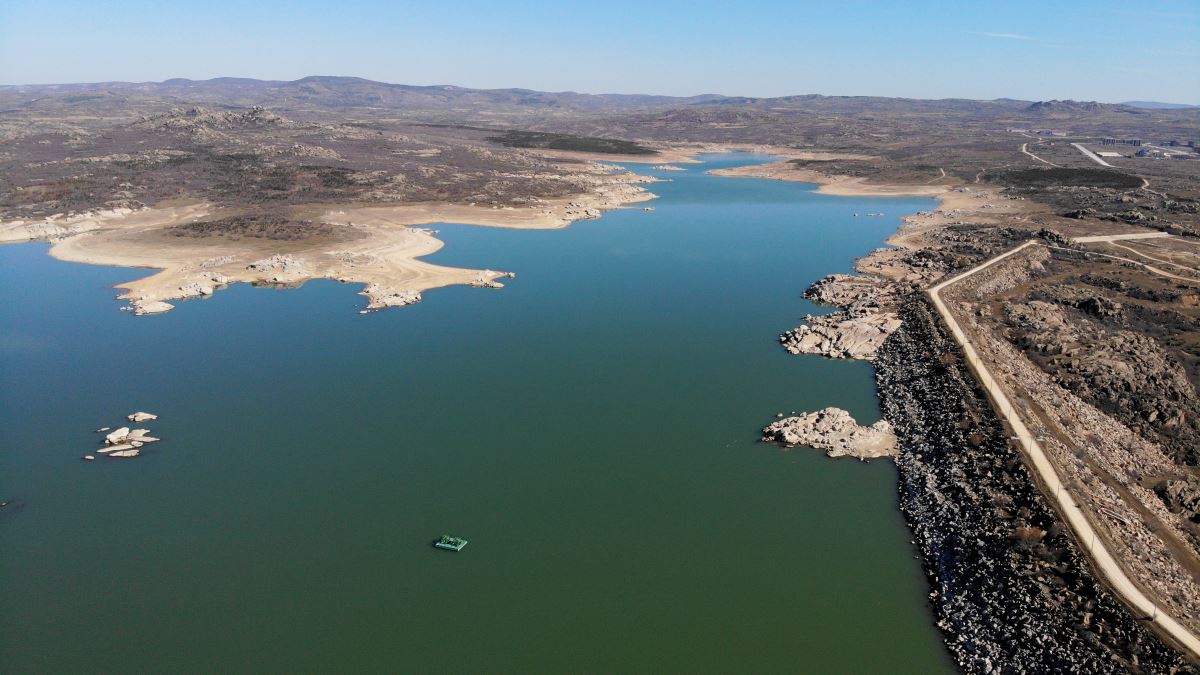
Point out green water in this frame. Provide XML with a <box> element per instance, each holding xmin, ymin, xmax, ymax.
<box><xmin>0</xmin><ymin>154</ymin><xmax>952</xmax><ymax>673</ymax></box>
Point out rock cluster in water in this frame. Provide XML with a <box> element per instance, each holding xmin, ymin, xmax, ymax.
<box><xmin>87</xmin><ymin>412</ymin><xmax>161</xmax><ymax>459</ymax></box>
<box><xmin>468</xmin><ymin>270</ymin><xmax>516</xmax><ymax>289</ymax></box>
<box><xmin>124</xmin><ymin>299</ymin><xmax>175</xmax><ymax>316</ymax></box>
<box><xmin>762</xmin><ymin>407</ymin><xmax>898</xmax><ymax>460</ymax></box>
<box><xmin>358</xmin><ymin>284</ymin><xmax>421</xmax><ymax>312</ymax></box>
<box><xmin>778</xmin><ymin>273</ymin><xmax>906</xmax><ymax>361</ymax></box>
<box><xmin>780</xmin><ymin>312</ymin><xmax>901</xmax><ymax>360</ymax></box>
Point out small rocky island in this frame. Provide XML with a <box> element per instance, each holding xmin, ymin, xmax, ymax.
<box><xmin>85</xmin><ymin>412</ymin><xmax>161</xmax><ymax>459</ymax></box>
<box><xmin>762</xmin><ymin>407</ymin><xmax>898</xmax><ymax>460</ymax></box>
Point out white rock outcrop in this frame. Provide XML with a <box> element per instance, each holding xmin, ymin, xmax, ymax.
<box><xmin>780</xmin><ymin>312</ymin><xmax>902</xmax><ymax>361</ymax></box>
<box><xmin>128</xmin><ymin>300</ymin><xmax>175</xmax><ymax>316</ymax></box>
<box><xmin>246</xmin><ymin>254</ymin><xmax>308</xmax><ymax>283</ymax></box>
<box><xmin>359</xmin><ymin>283</ymin><xmax>422</xmax><ymax>311</ymax></box>
<box><xmin>127</xmin><ymin>429</ymin><xmax>159</xmax><ymax>442</ymax></box>
<box><xmin>93</xmin><ymin>419</ymin><xmax>161</xmax><ymax>459</ymax></box>
<box><xmin>105</xmin><ymin>427</ymin><xmax>131</xmax><ymax>444</ymax></box>
<box><xmin>762</xmin><ymin>407</ymin><xmax>898</xmax><ymax>460</ymax></box>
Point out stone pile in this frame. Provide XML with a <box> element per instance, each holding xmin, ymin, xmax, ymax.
<box><xmin>245</xmin><ymin>254</ymin><xmax>308</xmax><ymax>283</ymax></box>
<box><xmin>85</xmin><ymin>412</ymin><xmax>161</xmax><ymax>460</ymax></box>
<box><xmin>762</xmin><ymin>407</ymin><xmax>898</xmax><ymax>460</ymax></box>
<box><xmin>358</xmin><ymin>284</ymin><xmax>422</xmax><ymax>313</ymax></box>
<box><xmin>779</xmin><ymin>312</ymin><xmax>901</xmax><ymax>361</ymax></box>
<box><xmin>777</xmin><ymin>274</ymin><xmax>906</xmax><ymax>361</ymax></box>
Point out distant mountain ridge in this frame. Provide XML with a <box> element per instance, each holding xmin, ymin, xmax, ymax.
<box><xmin>0</xmin><ymin>76</ymin><xmax>731</xmax><ymax>112</ymax></box>
<box><xmin>0</xmin><ymin>76</ymin><xmax>1033</xmax><ymax>111</ymax></box>
<box><xmin>1</xmin><ymin>77</ymin><xmax>1197</xmax><ymax>121</ymax></box>
<box><xmin>1024</xmin><ymin>99</ymin><xmax>1137</xmax><ymax>114</ymax></box>
<box><xmin>1121</xmin><ymin>100</ymin><xmax>1198</xmax><ymax>110</ymax></box>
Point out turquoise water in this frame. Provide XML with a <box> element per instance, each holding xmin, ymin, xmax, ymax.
<box><xmin>0</xmin><ymin>154</ymin><xmax>951</xmax><ymax>673</ymax></box>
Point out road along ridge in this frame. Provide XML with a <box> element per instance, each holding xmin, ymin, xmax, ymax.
<box><xmin>927</xmin><ymin>238</ymin><xmax>1200</xmax><ymax>659</ymax></box>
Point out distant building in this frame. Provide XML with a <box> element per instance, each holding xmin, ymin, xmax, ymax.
<box><xmin>1101</xmin><ymin>138</ymin><xmax>1142</xmax><ymax>146</ymax></box>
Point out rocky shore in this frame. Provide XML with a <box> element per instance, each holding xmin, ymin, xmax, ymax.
<box><xmin>778</xmin><ymin>273</ymin><xmax>907</xmax><ymax>360</ymax></box>
<box><xmin>779</xmin><ymin>312</ymin><xmax>901</xmax><ymax>360</ymax></box>
<box><xmin>4</xmin><ymin>160</ymin><xmax>657</xmax><ymax>319</ymax></box>
<box><xmin>756</xmin><ymin>167</ymin><xmax>1199</xmax><ymax>667</ymax></box>
<box><xmin>762</xmin><ymin>407</ymin><xmax>897</xmax><ymax>459</ymax></box>
<box><xmin>876</xmin><ymin>295</ymin><xmax>1192</xmax><ymax>673</ymax></box>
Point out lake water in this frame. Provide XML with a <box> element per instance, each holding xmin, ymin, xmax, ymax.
<box><xmin>0</xmin><ymin>154</ymin><xmax>952</xmax><ymax>672</ymax></box>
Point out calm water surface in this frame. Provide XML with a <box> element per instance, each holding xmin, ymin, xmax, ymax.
<box><xmin>0</xmin><ymin>154</ymin><xmax>952</xmax><ymax>672</ymax></box>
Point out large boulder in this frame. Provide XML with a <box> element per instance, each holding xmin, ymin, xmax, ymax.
<box><xmin>104</xmin><ymin>427</ymin><xmax>131</xmax><ymax>444</ymax></box>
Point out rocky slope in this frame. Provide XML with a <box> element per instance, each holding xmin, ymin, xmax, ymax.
<box><xmin>1005</xmin><ymin>287</ymin><xmax>1200</xmax><ymax>466</ymax></box>
<box><xmin>876</xmin><ymin>294</ymin><xmax>1194</xmax><ymax>674</ymax></box>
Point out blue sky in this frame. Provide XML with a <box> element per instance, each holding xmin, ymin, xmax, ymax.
<box><xmin>1</xmin><ymin>0</ymin><xmax>1197</xmax><ymax>102</ymax></box>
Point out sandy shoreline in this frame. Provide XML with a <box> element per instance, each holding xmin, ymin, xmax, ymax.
<box><xmin>706</xmin><ymin>156</ymin><xmax>1043</xmax><ymax>282</ymax></box>
<box><xmin>0</xmin><ymin>145</ymin><xmax>1009</xmax><ymax>317</ymax></box>
<box><xmin>707</xmin><ymin>159</ymin><xmax>950</xmax><ymax>197</ymax></box>
<box><xmin>535</xmin><ymin>142</ymin><xmax>858</xmax><ymax>168</ymax></box>
<box><xmin>0</xmin><ymin>160</ymin><xmax>659</xmax><ymax>315</ymax></box>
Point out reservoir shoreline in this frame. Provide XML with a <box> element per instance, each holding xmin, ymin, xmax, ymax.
<box><xmin>5</xmin><ymin>149</ymin><xmax>1191</xmax><ymax>669</ymax></box>
<box><xmin>716</xmin><ymin>154</ymin><xmax>1196</xmax><ymax>670</ymax></box>
<box><xmin>0</xmin><ymin>154</ymin><xmax>954</xmax><ymax>672</ymax></box>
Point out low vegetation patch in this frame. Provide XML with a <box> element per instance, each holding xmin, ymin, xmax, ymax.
<box><xmin>787</xmin><ymin>158</ymin><xmax>839</xmax><ymax>164</ymax></box>
<box><xmin>487</xmin><ymin>130</ymin><xmax>656</xmax><ymax>155</ymax></box>
<box><xmin>168</xmin><ymin>214</ymin><xmax>334</xmax><ymax>241</ymax></box>
<box><xmin>986</xmin><ymin>168</ymin><xmax>1143</xmax><ymax>190</ymax></box>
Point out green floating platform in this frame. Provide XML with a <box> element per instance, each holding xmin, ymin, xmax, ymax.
<box><xmin>434</xmin><ymin>535</ymin><xmax>468</xmax><ymax>551</ymax></box>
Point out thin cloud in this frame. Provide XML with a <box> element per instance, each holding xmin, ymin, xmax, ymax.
<box><xmin>1141</xmin><ymin>48</ymin><xmax>1196</xmax><ymax>58</ymax></box>
<box><xmin>973</xmin><ymin>31</ymin><xmax>1034</xmax><ymax>41</ymax></box>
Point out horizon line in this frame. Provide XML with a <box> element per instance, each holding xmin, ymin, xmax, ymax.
<box><xmin>0</xmin><ymin>75</ymin><xmax>1196</xmax><ymax>108</ymax></box>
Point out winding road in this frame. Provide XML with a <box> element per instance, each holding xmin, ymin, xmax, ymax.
<box><xmin>927</xmin><ymin>234</ymin><xmax>1200</xmax><ymax>659</ymax></box>
<box><xmin>1019</xmin><ymin>141</ymin><xmax>1059</xmax><ymax>167</ymax></box>
<box><xmin>1046</xmin><ymin>234</ymin><xmax>1200</xmax><ymax>283</ymax></box>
